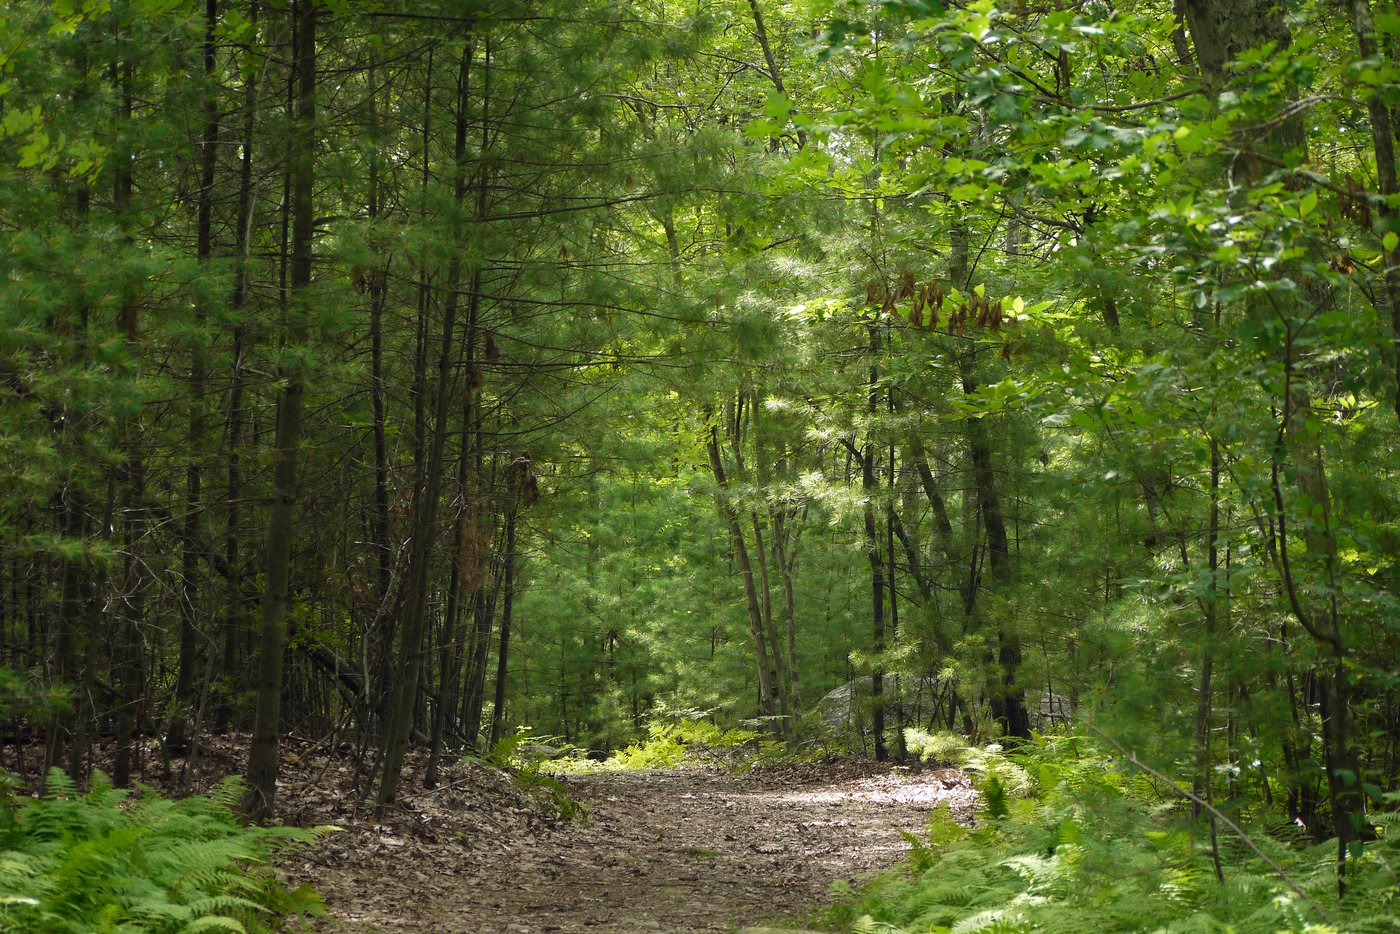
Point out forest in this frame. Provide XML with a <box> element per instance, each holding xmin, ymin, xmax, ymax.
<box><xmin>1</xmin><ymin>0</ymin><xmax>1399</xmax><ymax>930</ymax></box>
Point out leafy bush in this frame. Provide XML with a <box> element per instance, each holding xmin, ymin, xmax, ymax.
<box><xmin>903</xmin><ymin>729</ymin><xmax>972</xmax><ymax>767</ymax></box>
<box><xmin>829</xmin><ymin>735</ymin><xmax>1400</xmax><ymax>933</ymax></box>
<box><xmin>0</xmin><ymin>768</ymin><xmax>331</xmax><ymax>933</ymax></box>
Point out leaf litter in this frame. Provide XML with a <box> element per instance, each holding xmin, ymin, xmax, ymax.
<box><xmin>2</xmin><ymin>733</ymin><xmax>976</xmax><ymax>932</ymax></box>
<box><xmin>289</xmin><ymin>756</ymin><xmax>976</xmax><ymax>933</ymax></box>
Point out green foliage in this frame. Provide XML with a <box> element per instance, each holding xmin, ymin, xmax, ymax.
<box><xmin>0</xmin><ymin>667</ymin><xmax>68</xmax><ymax>722</ymax></box>
<box><xmin>486</xmin><ymin>729</ymin><xmax>587</xmax><ymax>821</ymax></box>
<box><xmin>547</xmin><ymin>714</ymin><xmax>777</xmax><ymax>773</ymax></box>
<box><xmin>904</xmin><ymin>730</ymin><xmax>973</xmax><ymax>767</ymax></box>
<box><xmin>906</xmin><ymin>730</ymin><xmax>1034</xmax><ymax>808</ymax></box>
<box><xmin>613</xmin><ymin>716</ymin><xmax>781</xmax><ymax>770</ymax></box>
<box><xmin>979</xmin><ymin>774</ymin><xmax>1009</xmax><ymax>822</ymax></box>
<box><xmin>0</xmin><ymin>769</ymin><xmax>331</xmax><ymax>933</ymax></box>
<box><xmin>829</xmin><ymin>738</ymin><xmax>1400</xmax><ymax>933</ymax></box>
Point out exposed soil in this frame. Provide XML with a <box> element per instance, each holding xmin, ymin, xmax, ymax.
<box><xmin>297</xmin><ymin>759</ymin><xmax>977</xmax><ymax>933</ymax></box>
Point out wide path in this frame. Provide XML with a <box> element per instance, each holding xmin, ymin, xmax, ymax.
<box><xmin>309</xmin><ymin>763</ymin><xmax>975</xmax><ymax>933</ymax></box>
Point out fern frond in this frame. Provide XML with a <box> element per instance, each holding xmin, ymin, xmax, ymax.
<box><xmin>183</xmin><ymin>917</ymin><xmax>249</xmax><ymax>933</ymax></box>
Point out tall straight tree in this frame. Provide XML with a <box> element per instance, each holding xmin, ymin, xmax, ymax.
<box><xmin>243</xmin><ymin>0</ymin><xmax>317</xmax><ymax>821</ymax></box>
<box><xmin>377</xmin><ymin>35</ymin><xmax>475</xmax><ymax>810</ymax></box>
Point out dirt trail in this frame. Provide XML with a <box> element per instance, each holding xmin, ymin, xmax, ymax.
<box><xmin>309</xmin><ymin>764</ymin><xmax>976</xmax><ymax>933</ymax></box>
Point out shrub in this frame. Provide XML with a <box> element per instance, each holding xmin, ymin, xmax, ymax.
<box><xmin>0</xmin><ymin>768</ymin><xmax>331</xmax><ymax>933</ymax></box>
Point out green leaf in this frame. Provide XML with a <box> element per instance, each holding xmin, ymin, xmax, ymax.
<box><xmin>1299</xmin><ymin>190</ymin><xmax>1318</xmax><ymax>218</ymax></box>
<box><xmin>761</xmin><ymin>91</ymin><xmax>791</xmax><ymax>121</ymax></box>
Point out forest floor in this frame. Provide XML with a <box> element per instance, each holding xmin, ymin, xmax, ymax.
<box><xmin>5</xmin><ymin>734</ymin><xmax>976</xmax><ymax>933</ymax></box>
<box><xmin>300</xmin><ymin>757</ymin><xmax>976</xmax><ymax>933</ymax></box>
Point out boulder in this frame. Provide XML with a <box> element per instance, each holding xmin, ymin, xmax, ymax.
<box><xmin>812</xmin><ymin>674</ymin><xmax>956</xmax><ymax>739</ymax></box>
<box><xmin>517</xmin><ymin>743</ymin><xmax>563</xmax><ymax>760</ymax></box>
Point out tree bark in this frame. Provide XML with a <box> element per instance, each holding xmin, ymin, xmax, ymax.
<box><xmin>962</xmin><ymin>367</ymin><xmax>1031</xmax><ymax>741</ymax></box>
<box><xmin>488</xmin><ymin>506</ymin><xmax>517</xmax><ymax>747</ymax></box>
<box><xmin>377</xmin><ymin>40</ymin><xmax>475</xmax><ymax>810</ymax></box>
<box><xmin>706</xmin><ymin>425</ymin><xmax>776</xmax><ymax>724</ymax></box>
<box><xmin>243</xmin><ymin>0</ymin><xmax>317</xmax><ymax>821</ymax></box>
<box><xmin>1350</xmin><ymin>0</ymin><xmax>1400</xmax><ymax>423</ymax></box>
<box><xmin>169</xmin><ymin>0</ymin><xmax>220</xmax><ymax>757</ymax></box>
<box><xmin>864</xmin><ymin>323</ymin><xmax>887</xmax><ymax>762</ymax></box>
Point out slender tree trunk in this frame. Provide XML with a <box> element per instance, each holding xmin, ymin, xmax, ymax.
<box><xmin>461</xmin><ymin>573</ymin><xmax>498</xmax><ymax>746</ymax></box>
<box><xmin>44</xmin><ymin>490</ymin><xmax>86</xmax><ymax>784</ymax></box>
<box><xmin>1351</xmin><ymin>0</ymin><xmax>1400</xmax><ymax>423</ymax></box>
<box><xmin>962</xmin><ymin>366</ymin><xmax>1031</xmax><ymax>741</ymax></box>
<box><xmin>169</xmin><ymin>0</ymin><xmax>220</xmax><ymax>757</ymax></box>
<box><xmin>425</xmin><ymin>488</ymin><xmax>466</xmax><ymax>786</ymax></box>
<box><xmin>730</xmin><ymin>394</ymin><xmax>788</xmax><ymax>723</ymax></box>
<box><xmin>426</xmin><ymin>270</ymin><xmax>482</xmax><ymax>785</ymax></box>
<box><xmin>488</xmin><ymin>507</ymin><xmax>518</xmax><ymax>747</ymax></box>
<box><xmin>1273</xmin><ymin>362</ymin><xmax>1363</xmax><ymax>891</ymax></box>
<box><xmin>887</xmin><ymin>436</ymin><xmax>905</xmax><ymax>759</ymax></box>
<box><xmin>109</xmin><ymin>21</ymin><xmax>147</xmax><ymax>790</ymax></box>
<box><xmin>745</xmin><ymin>0</ymin><xmax>805</xmax><ymax>148</ymax></box>
<box><xmin>864</xmin><ymin>323</ymin><xmax>887</xmax><ymax>761</ymax></box>
<box><xmin>243</xmin><ymin>0</ymin><xmax>317</xmax><ymax>821</ymax></box>
<box><xmin>749</xmin><ymin>513</ymin><xmax>790</xmax><ymax>733</ymax></box>
<box><xmin>216</xmin><ymin>3</ymin><xmax>260</xmax><ymax>733</ymax></box>
<box><xmin>771</xmin><ymin>500</ymin><xmax>801</xmax><ymax>720</ymax></box>
<box><xmin>706</xmin><ymin>426</ymin><xmax>775</xmax><ymax>723</ymax></box>
<box><xmin>377</xmin><ymin>40</ymin><xmax>474</xmax><ymax>810</ymax></box>
<box><xmin>367</xmin><ymin>63</ymin><xmax>393</xmax><ymax>638</ymax></box>
<box><xmin>1194</xmin><ymin>437</ymin><xmax>1225</xmax><ymax>882</ymax></box>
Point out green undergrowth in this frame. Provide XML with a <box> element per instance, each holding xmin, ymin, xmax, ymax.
<box><xmin>485</xmin><ymin>731</ymin><xmax>588</xmax><ymax>820</ymax></box>
<box><xmin>602</xmin><ymin>716</ymin><xmax>781</xmax><ymax>770</ymax></box>
<box><xmin>0</xmin><ymin>768</ymin><xmax>332</xmax><ymax>933</ymax></box>
<box><xmin>828</xmin><ymin>732</ymin><xmax>1399</xmax><ymax>934</ymax></box>
<box><xmin>494</xmin><ymin>712</ymin><xmax>789</xmax><ymax>779</ymax></box>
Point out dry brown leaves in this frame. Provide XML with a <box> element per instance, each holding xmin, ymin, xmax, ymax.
<box><xmin>4</xmin><ymin>736</ymin><xmax>976</xmax><ymax>933</ymax></box>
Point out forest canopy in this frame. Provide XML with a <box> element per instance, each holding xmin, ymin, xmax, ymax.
<box><xmin>1</xmin><ymin>0</ymin><xmax>1398</xmax><ymax>915</ymax></box>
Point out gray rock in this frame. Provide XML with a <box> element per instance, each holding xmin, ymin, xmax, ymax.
<box><xmin>812</xmin><ymin>674</ymin><xmax>956</xmax><ymax>739</ymax></box>
<box><xmin>517</xmin><ymin>743</ymin><xmax>562</xmax><ymax>760</ymax></box>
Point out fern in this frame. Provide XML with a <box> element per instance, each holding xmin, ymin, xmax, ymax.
<box><xmin>827</xmin><ymin>736</ymin><xmax>1400</xmax><ymax>934</ymax></box>
<box><xmin>0</xmin><ymin>768</ymin><xmax>331</xmax><ymax>933</ymax></box>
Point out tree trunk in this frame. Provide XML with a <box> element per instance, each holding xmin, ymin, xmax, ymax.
<box><xmin>243</xmin><ymin>0</ymin><xmax>316</xmax><ymax>821</ymax></box>
<box><xmin>169</xmin><ymin>0</ymin><xmax>220</xmax><ymax>757</ymax></box>
<box><xmin>215</xmin><ymin>1</ymin><xmax>260</xmax><ymax>733</ymax></box>
<box><xmin>770</xmin><ymin>500</ymin><xmax>801</xmax><ymax>721</ymax></box>
<box><xmin>865</xmin><ymin>323</ymin><xmax>887</xmax><ymax>762</ymax></box>
<box><xmin>1350</xmin><ymin>0</ymin><xmax>1400</xmax><ymax>423</ymax></box>
<box><xmin>706</xmin><ymin>426</ymin><xmax>775</xmax><ymax>723</ymax></box>
<box><xmin>109</xmin><ymin>26</ymin><xmax>146</xmax><ymax>790</ymax></box>
<box><xmin>376</xmin><ymin>40</ymin><xmax>474</xmax><ymax>811</ymax></box>
<box><xmin>1193</xmin><ymin>437</ymin><xmax>1224</xmax><ymax>882</ymax></box>
<box><xmin>962</xmin><ymin>367</ymin><xmax>1031</xmax><ymax>741</ymax></box>
<box><xmin>488</xmin><ymin>506</ymin><xmax>517</xmax><ymax>747</ymax></box>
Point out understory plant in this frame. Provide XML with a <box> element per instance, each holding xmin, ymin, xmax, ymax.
<box><xmin>0</xmin><ymin>768</ymin><xmax>331</xmax><ymax>933</ymax></box>
<box><xmin>486</xmin><ymin>729</ymin><xmax>588</xmax><ymax>820</ymax></box>
<box><xmin>830</xmin><ymin>734</ymin><xmax>1399</xmax><ymax>933</ymax></box>
<box><xmin>544</xmin><ymin>712</ymin><xmax>780</xmax><ymax>773</ymax></box>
